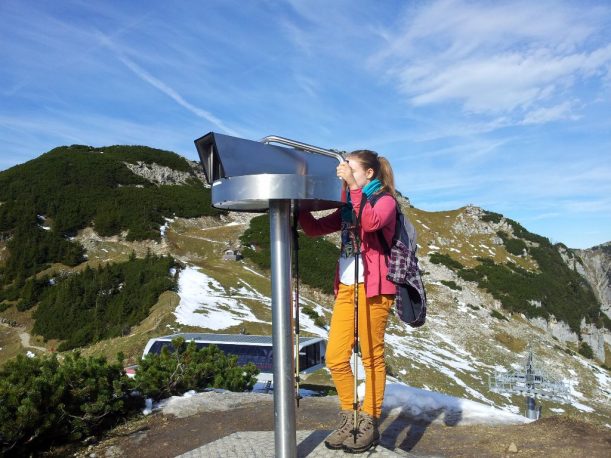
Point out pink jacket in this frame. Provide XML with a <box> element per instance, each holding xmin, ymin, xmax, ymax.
<box><xmin>299</xmin><ymin>188</ymin><xmax>397</xmax><ymax>298</ymax></box>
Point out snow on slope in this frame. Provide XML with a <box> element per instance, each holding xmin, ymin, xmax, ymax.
<box><xmin>174</xmin><ymin>265</ymin><xmax>267</xmax><ymax>330</ymax></box>
<box><xmin>175</xmin><ymin>264</ymin><xmax>329</xmax><ymax>335</ymax></box>
<box><xmin>153</xmin><ymin>381</ymin><xmax>530</xmax><ymax>426</ymax></box>
<box><xmin>172</xmin><ymin>262</ymin><xmax>610</xmax><ymax>423</ymax></box>
<box><xmin>381</xmin><ymin>383</ymin><xmax>530</xmax><ymax>425</ymax></box>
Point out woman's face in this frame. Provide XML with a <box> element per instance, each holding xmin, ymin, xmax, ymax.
<box><xmin>347</xmin><ymin>158</ymin><xmax>374</xmax><ymax>188</ymax></box>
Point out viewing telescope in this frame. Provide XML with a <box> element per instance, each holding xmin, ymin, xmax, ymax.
<box><xmin>195</xmin><ymin>132</ymin><xmax>345</xmax><ymax>458</ymax></box>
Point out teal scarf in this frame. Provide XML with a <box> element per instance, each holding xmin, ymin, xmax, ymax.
<box><xmin>341</xmin><ymin>178</ymin><xmax>382</xmax><ymax>222</ymax></box>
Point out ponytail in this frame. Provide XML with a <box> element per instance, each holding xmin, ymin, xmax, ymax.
<box><xmin>377</xmin><ymin>156</ymin><xmax>396</xmax><ymax>197</ymax></box>
<box><xmin>347</xmin><ymin>150</ymin><xmax>396</xmax><ymax>197</ymax></box>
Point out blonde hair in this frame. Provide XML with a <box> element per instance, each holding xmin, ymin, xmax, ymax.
<box><xmin>347</xmin><ymin>150</ymin><xmax>396</xmax><ymax>196</ymax></box>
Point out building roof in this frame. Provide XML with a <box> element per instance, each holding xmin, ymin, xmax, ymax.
<box><xmin>155</xmin><ymin>333</ymin><xmax>323</xmax><ymax>346</ymax></box>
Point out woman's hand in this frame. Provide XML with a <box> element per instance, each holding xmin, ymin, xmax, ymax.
<box><xmin>336</xmin><ymin>161</ymin><xmax>358</xmax><ymax>190</ymax></box>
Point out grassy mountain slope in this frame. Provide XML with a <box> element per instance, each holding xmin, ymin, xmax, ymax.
<box><xmin>408</xmin><ymin>206</ymin><xmax>606</xmax><ymax>335</ymax></box>
<box><xmin>0</xmin><ymin>144</ymin><xmax>221</xmax><ymax>285</ymax></box>
<box><xmin>0</xmin><ymin>145</ymin><xmax>222</xmax><ymax>351</ymax></box>
<box><xmin>0</xmin><ymin>145</ymin><xmax>609</xmax><ymax>428</ymax></box>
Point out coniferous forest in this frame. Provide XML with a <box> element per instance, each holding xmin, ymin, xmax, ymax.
<box><xmin>240</xmin><ymin>214</ymin><xmax>340</xmax><ymax>295</ymax></box>
<box><xmin>0</xmin><ymin>145</ymin><xmax>225</xmax><ymax>341</ymax></box>
<box><xmin>32</xmin><ymin>253</ymin><xmax>177</xmax><ymax>350</ymax></box>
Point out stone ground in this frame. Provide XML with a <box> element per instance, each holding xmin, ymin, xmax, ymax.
<box><xmin>59</xmin><ymin>393</ymin><xmax>610</xmax><ymax>458</ymax></box>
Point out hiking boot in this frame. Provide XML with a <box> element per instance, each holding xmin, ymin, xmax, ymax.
<box><xmin>341</xmin><ymin>412</ymin><xmax>380</xmax><ymax>454</ymax></box>
<box><xmin>324</xmin><ymin>410</ymin><xmax>354</xmax><ymax>450</ymax></box>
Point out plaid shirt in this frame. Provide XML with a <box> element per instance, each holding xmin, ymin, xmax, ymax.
<box><xmin>379</xmin><ymin>207</ymin><xmax>427</xmax><ymax>327</ymax></box>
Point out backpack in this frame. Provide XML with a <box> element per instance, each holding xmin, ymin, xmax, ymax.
<box><xmin>368</xmin><ymin>193</ymin><xmax>427</xmax><ymax>327</ymax></box>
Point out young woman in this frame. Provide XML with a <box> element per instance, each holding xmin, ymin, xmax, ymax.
<box><xmin>299</xmin><ymin>150</ymin><xmax>397</xmax><ymax>453</ymax></box>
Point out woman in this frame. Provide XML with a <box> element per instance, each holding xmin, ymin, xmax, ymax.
<box><xmin>299</xmin><ymin>150</ymin><xmax>397</xmax><ymax>453</ymax></box>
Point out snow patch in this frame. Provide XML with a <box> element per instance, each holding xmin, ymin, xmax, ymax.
<box><xmin>380</xmin><ymin>383</ymin><xmax>531</xmax><ymax>425</ymax></box>
<box><xmin>243</xmin><ymin>265</ymin><xmax>265</xmax><ymax>278</ymax></box>
<box><xmin>173</xmin><ymin>266</ymin><xmax>266</xmax><ymax>330</ymax></box>
<box><xmin>160</xmin><ymin>218</ymin><xmax>174</xmax><ymax>237</ymax></box>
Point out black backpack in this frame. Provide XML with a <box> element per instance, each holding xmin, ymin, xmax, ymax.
<box><xmin>369</xmin><ymin>193</ymin><xmax>427</xmax><ymax>327</ymax></box>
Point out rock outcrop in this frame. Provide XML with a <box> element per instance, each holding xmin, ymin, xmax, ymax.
<box><xmin>573</xmin><ymin>242</ymin><xmax>611</xmax><ymax>320</ymax></box>
<box><xmin>124</xmin><ymin>160</ymin><xmax>206</xmax><ymax>186</ymax></box>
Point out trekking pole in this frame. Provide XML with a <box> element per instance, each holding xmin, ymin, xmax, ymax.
<box><xmin>352</xmin><ymin>210</ymin><xmax>362</xmax><ymax>443</ymax></box>
<box><xmin>292</xmin><ymin>202</ymin><xmax>302</xmax><ymax>408</ymax></box>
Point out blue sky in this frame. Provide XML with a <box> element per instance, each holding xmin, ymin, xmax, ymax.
<box><xmin>1</xmin><ymin>0</ymin><xmax>610</xmax><ymax>248</ymax></box>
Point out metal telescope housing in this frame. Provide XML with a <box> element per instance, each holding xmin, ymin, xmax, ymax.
<box><xmin>194</xmin><ymin>132</ymin><xmax>345</xmax><ymax>458</ymax></box>
<box><xmin>195</xmin><ymin>132</ymin><xmax>345</xmax><ymax>212</ymax></box>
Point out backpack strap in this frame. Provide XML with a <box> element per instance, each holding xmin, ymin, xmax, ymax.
<box><xmin>368</xmin><ymin>192</ymin><xmax>399</xmax><ymax>255</ymax></box>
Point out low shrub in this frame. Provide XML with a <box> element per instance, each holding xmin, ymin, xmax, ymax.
<box><xmin>490</xmin><ymin>309</ymin><xmax>509</xmax><ymax>321</ymax></box>
<box><xmin>301</xmin><ymin>305</ymin><xmax>326</xmax><ymax>328</ymax></box>
<box><xmin>497</xmin><ymin>231</ymin><xmax>527</xmax><ymax>256</ymax></box>
<box><xmin>0</xmin><ymin>352</ymin><xmax>140</xmax><ymax>456</ymax></box>
<box><xmin>0</xmin><ymin>341</ymin><xmax>261</xmax><ymax>455</ymax></box>
<box><xmin>457</xmin><ymin>268</ymin><xmax>482</xmax><ymax>282</ymax></box>
<box><xmin>481</xmin><ymin>211</ymin><xmax>503</xmax><ymax>224</ymax></box>
<box><xmin>429</xmin><ymin>252</ymin><xmax>464</xmax><ymax>270</ymax></box>
<box><xmin>440</xmin><ymin>280</ymin><xmax>462</xmax><ymax>291</ymax></box>
<box><xmin>578</xmin><ymin>342</ymin><xmax>594</xmax><ymax>359</ymax></box>
<box><xmin>133</xmin><ymin>338</ymin><xmax>259</xmax><ymax>401</ymax></box>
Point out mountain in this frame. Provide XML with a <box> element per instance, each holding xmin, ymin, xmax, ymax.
<box><xmin>572</xmin><ymin>242</ymin><xmax>611</xmax><ymax>322</ymax></box>
<box><xmin>0</xmin><ymin>145</ymin><xmax>609</xmax><ymax>428</ymax></box>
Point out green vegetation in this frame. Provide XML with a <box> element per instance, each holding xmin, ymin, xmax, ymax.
<box><xmin>240</xmin><ymin>215</ymin><xmax>339</xmax><ymax>295</ymax></box>
<box><xmin>301</xmin><ymin>305</ymin><xmax>326</xmax><ymax>328</ymax></box>
<box><xmin>431</xmin><ymin>226</ymin><xmax>602</xmax><ymax>334</ymax></box>
<box><xmin>505</xmin><ymin>217</ymin><xmax>549</xmax><ymax>245</ymax></box>
<box><xmin>490</xmin><ymin>309</ymin><xmax>509</xmax><ymax>321</ymax></box>
<box><xmin>578</xmin><ymin>342</ymin><xmax>594</xmax><ymax>359</ymax></box>
<box><xmin>429</xmin><ymin>252</ymin><xmax>464</xmax><ymax>270</ymax></box>
<box><xmin>2</xmin><ymin>221</ymin><xmax>85</xmax><ymax>283</ymax></box>
<box><xmin>133</xmin><ymin>337</ymin><xmax>259</xmax><ymax>401</ymax></box>
<box><xmin>481</xmin><ymin>210</ymin><xmax>503</xmax><ymax>224</ymax></box>
<box><xmin>440</xmin><ymin>280</ymin><xmax>462</xmax><ymax>291</ymax></box>
<box><xmin>0</xmin><ymin>341</ymin><xmax>258</xmax><ymax>456</ymax></box>
<box><xmin>32</xmin><ymin>254</ymin><xmax>178</xmax><ymax>350</ymax></box>
<box><xmin>0</xmin><ymin>144</ymin><xmax>222</xmax><ymax>288</ymax></box>
<box><xmin>497</xmin><ymin>231</ymin><xmax>528</xmax><ymax>256</ymax></box>
<box><xmin>0</xmin><ymin>352</ymin><xmax>139</xmax><ymax>456</ymax></box>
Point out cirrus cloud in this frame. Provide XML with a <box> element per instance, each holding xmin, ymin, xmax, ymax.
<box><xmin>373</xmin><ymin>0</ymin><xmax>611</xmax><ymax>124</ymax></box>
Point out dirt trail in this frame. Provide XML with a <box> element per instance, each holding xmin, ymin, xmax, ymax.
<box><xmin>19</xmin><ymin>331</ymin><xmax>47</xmax><ymax>352</ymax></box>
<box><xmin>0</xmin><ymin>321</ymin><xmax>47</xmax><ymax>353</ymax></box>
<box><xmin>67</xmin><ymin>394</ymin><xmax>611</xmax><ymax>458</ymax></box>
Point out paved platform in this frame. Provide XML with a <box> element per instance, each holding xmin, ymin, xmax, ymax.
<box><xmin>176</xmin><ymin>430</ymin><xmax>418</xmax><ymax>457</ymax></box>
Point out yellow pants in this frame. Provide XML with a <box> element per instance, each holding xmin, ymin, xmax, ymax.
<box><xmin>326</xmin><ymin>282</ymin><xmax>394</xmax><ymax>418</ymax></box>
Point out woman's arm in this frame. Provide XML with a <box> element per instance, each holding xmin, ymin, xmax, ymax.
<box><xmin>349</xmin><ymin>189</ymin><xmax>395</xmax><ymax>232</ymax></box>
<box><xmin>298</xmin><ymin>208</ymin><xmax>342</xmax><ymax>236</ymax></box>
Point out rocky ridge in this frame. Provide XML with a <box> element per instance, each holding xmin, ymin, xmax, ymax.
<box><xmin>123</xmin><ymin>160</ymin><xmax>206</xmax><ymax>186</ymax></box>
<box><xmin>573</xmin><ymin>243</ymin><xmax>611</xmax><ymax>320</ymax></box>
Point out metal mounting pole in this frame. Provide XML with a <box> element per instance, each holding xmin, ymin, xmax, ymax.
<box><xmin>269</xmin><ymin>199</ymin><xmax>296</xmax><ymax>458</ymax></box>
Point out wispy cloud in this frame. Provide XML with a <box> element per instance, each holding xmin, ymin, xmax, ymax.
<box><xmin>372</xmin><ymin>0</ymin><xmax>611</xmax><ymax>125</ymax></box>
<box><xmin>96</xmin><ymin>32</ymin><xmax>240</xmax><ymax>137</ymax></box>
<box><xmin>520</xmin><ymin>101</ymin><xmax>580</xmax><ymax>125</ymax></box>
